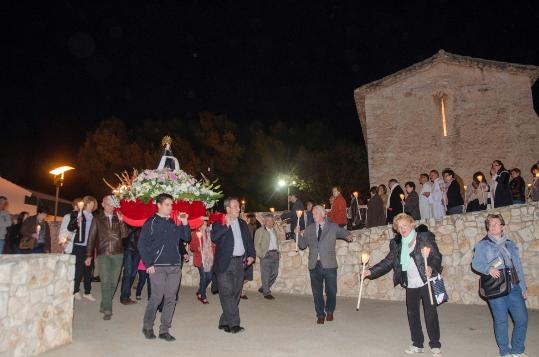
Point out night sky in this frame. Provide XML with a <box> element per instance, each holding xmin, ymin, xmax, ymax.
<box><xmin>3</xmin><ymin>1</ymin><xmax>539</xmax><ymax>198</ymax></box>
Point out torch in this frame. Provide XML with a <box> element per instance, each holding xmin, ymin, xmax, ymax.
<box><xmin>77</xmin><ymin>200</ymin><xmax>84</xmax><ymax>242</ymax></box>
<box><xmin>399</xmin><ymin>193</ymin><xmax>405</xmax><ymax>213</ymax></box>
<box><xmin>295</xmin><ymin>210</ymin><xmax>303</xmax><ymax>252</ymax></box>
<box><xmin>356</xmin><ymin>252</ymin><xmax>370</xmax><ymax>310</ymax></box>
<box><xmin>421</xmin><ymin>246</ymin><xmax>434</xmax><ymax>305</ymax></box>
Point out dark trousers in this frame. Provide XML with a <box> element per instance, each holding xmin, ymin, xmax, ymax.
<box><xmin>309</xmin><ymin>262</ymin><xmax>337</xmax><ymax>318</ymax></box>
<box><xmin>197</xmin><ymin>267</ymin><xmax>213</xmax><ymax>299</ymax></box>
<box><xmin>446</xmin><ymin>205</ymin><xmax>463</xmax><ymax>215</ymax></box>
<box><xmin>72</xmin><ymin>244</ymin><xmax>92</xmax><ymax>294</ymax></box>
<box><xmin>143</xmin><ymin>266</ymin><xmax>181</xmax><ymax>334</ymax></box>
<box><xmin>260</xmin><ymin>251</ymin><xmax>279</xmax><ymax>295</ymax></box>
<box><xmin>136</xmin><ymin>270</ymin><xmax>151</xmax><ymax>299</ymax></box>
<box><xmin>120</xmin><ymin>249</ymin><xmax>139</xmax><ymax>300</ymax></box>
<box><xmin>406</xmin><ymin>285</ymin><xmax>441</xmax><ymax>349</ymax></box>
<box><xmin>216</xmin><ymin>257</ymin><xmax>244</xmax><ymax>328</ymax></box>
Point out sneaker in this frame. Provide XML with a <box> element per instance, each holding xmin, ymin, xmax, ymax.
<box><xmin>404</xmin><ymin>346</ymin><xmax>424</xmax><ymax>354</ymax></box>
<box><xmin>430</xmin><ymin>347</ymin><xmax>442</xmax><ymax>356</ymax></box>
<box><xmin>512</xmin><ymin>354</ymin><xmax>529</xmax><ymax>357</ymax></box>
<box><xmin>73</xmin><ymin>292</ymin><xmax>82</xmax><ymax>300</ymax></box>
<box><xmin>83</xmin><ymin>293</ymin><xmax>96</xmax><ymax>302</ymax></box>
<box><xmin>136</xmin><ymin>295</ymin><xmax>141</xmax><ymax>301</ymax></box>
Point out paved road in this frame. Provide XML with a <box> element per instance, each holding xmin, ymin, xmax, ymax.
<box><xmin>43</xmin><ymin>284</ymin><xmax>538</xmax><ymax>357</ymax></box>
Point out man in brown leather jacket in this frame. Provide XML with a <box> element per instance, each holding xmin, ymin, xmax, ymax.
<box><xmin>85</xmin><ymin>195</ymin><xmax>128</xmax><ymax>320</ymax></box>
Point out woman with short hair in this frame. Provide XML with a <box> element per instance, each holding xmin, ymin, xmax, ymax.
<box><xmin>471</xmin><ymin>214</ymin><xmax>528</xmax><ymax>357</ymax></box>
<box><xmin>491</xmin><ymin>160</ymin><xmax>513</xmax><ymax>208</ymax></box>
<box><xmin>364</xmin><ymin>213</ymin><xmax>443</xmax><ymax>355</ymax></box>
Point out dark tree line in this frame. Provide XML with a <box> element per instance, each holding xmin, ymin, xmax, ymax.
<box><xmin>78</xmin><ymin>113</ymin><xmax>368</xmax><ymax>211</ymax></box>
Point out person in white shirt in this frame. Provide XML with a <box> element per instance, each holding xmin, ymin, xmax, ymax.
<box><xmin>255</xmin><ymin>214</ymin><xmax>280</xmax><ymax>300</ymax></box>
<box><xmin>429</xmin><ymin>170</ymin><xmax>446</xmax><ymax>219</ymax></box>
<box><xmin>0</xmin><ymin>196</ymin><xmax>12</xmax><ymax>254</ymax></box>
<box><xmin>418</xmin><ymin>174</ymin><xmax>433</xmax><ymax>220</ymax></box>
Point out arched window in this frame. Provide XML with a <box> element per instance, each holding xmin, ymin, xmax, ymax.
<box><xmin>433</xmin><ymin>92</ymin><xmax>448</xmax><ymax>137</ymax></box>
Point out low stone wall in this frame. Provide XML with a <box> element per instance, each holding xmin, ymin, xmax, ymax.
<box><xmin>181</xmin><ymin>202</ymin><xmax>539</xmax><ymax>309</ymax></box>
<box><xmin>0</xmin><ymin>254</ymin><xmax>75</xmax><ymax>357</ymax></box>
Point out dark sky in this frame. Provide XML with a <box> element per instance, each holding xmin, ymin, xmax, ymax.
<box><xmin>3</xmin><ymin>1</ymin><xmax>539</xmax><ymax>197</ymax></box>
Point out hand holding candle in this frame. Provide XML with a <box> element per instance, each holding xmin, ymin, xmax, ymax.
<box><xmin>400</xmin><ymin>193</ymin><xmax>405</xmax><ymax>212</ymax></box>
<box><xmin>77</xmin><ymin>200</ymin><xmax>84</xmax><ymax>242</ymax></box>
<box><xmin>295</xmin><ymin>210</ymin><xmax>303</xmax><ymax>252</ymax></box>
<box><xmin>421</xmin><ymin>246</ymin><xmax>434</xmax><ymax>305</ymax></box>
<box><xmin>356</xmin><ymin>252</ymin><xmax>370</xmax><ymax>310</ymax></box>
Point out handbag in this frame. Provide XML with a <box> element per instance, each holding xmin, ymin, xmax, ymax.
<box><xmin>429</xmin><ymin>274</ymin><xmax>448</xmax><ymax>305</ymax></box>
<box><xmin>479</xmin><ymin>268</ymin><xmax>511</xmax><ymax>299</ymax></box>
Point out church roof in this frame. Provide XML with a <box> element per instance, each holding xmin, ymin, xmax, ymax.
<box><xmin>353</xmin><ymin>50</ymin><xmax>539</xmax><ymax>144</ymax></box>
<box><xmin>354</xmin><ymin>49</ymin><xmax>539</xmax><ymax>96</ymax></box>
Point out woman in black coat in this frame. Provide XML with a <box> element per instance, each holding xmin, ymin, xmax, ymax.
<box><xmin>491</xmin><ymin>160</ymin><xmax>513</xmax><ymax>208</ymax></box>
<box><xmin>363</xmin><ymin>213</ymin><xmax>443</xmax><ymax>355</ymax></box>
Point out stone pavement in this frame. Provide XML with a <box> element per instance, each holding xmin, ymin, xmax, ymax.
<box><xmin>42</xmin><ymin>284</ymin><xmax>538</xmax><ymax>357</ymax></box>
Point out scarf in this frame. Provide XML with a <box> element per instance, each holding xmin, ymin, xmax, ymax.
<box><xmin>400</xmin><ymin>230</ymin><xmax>416</xmax><ymax>271</ymax></box>
<box><xmin>488</xmin><ymin>233</ymin><xmax>513</xmax><ymax>268</ymax></box>
<box><xmin>201</xmin><ymin>227</ymin><xmax>214</xmax><ymax>272</ymax></box>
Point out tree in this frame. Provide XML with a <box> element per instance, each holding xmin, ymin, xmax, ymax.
<box><xmin>77</xmin><ymin>117</ymin><xmax>145</xmax><ymax>197</ymax></box>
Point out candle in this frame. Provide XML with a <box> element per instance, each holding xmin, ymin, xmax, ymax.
<box><xmin>477</xmin><ymin>175</ymin><xmax>483</xmax><ymax>183</ymax></box>
<box><xmin>528</xmin><ymin>183</ymin><xmax>532</xmax><ymax>200</ymax></box>
<box><xmin>241</xmin><ymin>200</ymin><xmax>246</xmax><ymax>213</ymax></box>
<box><xmin>356</xmin><ymin>252</ymin><xmax>370</xmax><ymax>311</ymax></box>
<box><xmin>421</xmin><ymin>246</ymin><xmax>434</xmax><ymax>305</ymax></box>
<box><xmin>353</xmin><ymin>192</ymin><xmax>361</xmax><ymax>220</ymax></box>
<box><xmin>399</xmin><ymin>193</ymin><xmax>405</xmax><ymax>212</ymax></box>
<box><xmin>77</xmin><ymin>201</ymin><xmax>84</xmax><ymax>242</ymax></box>
<box><xmin>36</xmin><ymin>224</ymin><xmax>41</xmax><ymax>236</ymax></box>
<box><xmin>269</xmin><ymin>207</ymin><xmax>275</xmax><ymax>213</ymax></box>
<box><xmin>295</xmin><ymin>210</ymin><xmax>303</xmax><ymax>252</ymax></box>
<box><xmin>463</xmin><ymin>185</ymin><xmax>467</xmax><ymax>211</ymax></box>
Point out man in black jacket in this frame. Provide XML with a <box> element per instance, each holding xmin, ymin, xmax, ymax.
<box><xmin>138</xmin><ymin>193</ymin><xmax>191</xmax><ymax>342</ymax></box>
<box><xmin>211</xmin><ymin>197</ymin><xmax>256</xmax><ymax>334</ymax></box>
<box><xmin>387</xmin><ymin>179</ymin><xmax>405</xmax><ymax>224</ymax></box>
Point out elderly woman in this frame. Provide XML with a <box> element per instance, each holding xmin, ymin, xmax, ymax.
<box><xmin>364</xmin><ymin>213</ymin><xmax>442</xmax><ymax>356</ymax></box>
<box><xmin>471</xmin><ymin>214</ymin><xmax>528</xmax><ymax>357</ymax></box>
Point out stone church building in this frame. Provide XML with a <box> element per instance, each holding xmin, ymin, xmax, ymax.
<box><xmin>354</xmin><ymin>50</ymin><xmax>539</xmax><ymax>188</ymax></box>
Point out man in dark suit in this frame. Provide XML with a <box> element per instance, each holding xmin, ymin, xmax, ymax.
<box><xmin>387</xmin><ymin>179</ymin><xmax>405</xmax><ymax>224</ymax></box>
<box><xmin>211</xmin><ymin>197</ymin><xmax>256</xmax><ymax>334</ymax></box>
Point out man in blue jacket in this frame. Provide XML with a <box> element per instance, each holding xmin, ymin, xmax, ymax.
<box><xmin>138</xmin><ymin>193</ymin><xmax>191</xmax><ymax>342</ymax></box>
<box><xmin>211</xmin><ymin>197</ymin><xmax>256</xmax><ymax>334</ymax></box>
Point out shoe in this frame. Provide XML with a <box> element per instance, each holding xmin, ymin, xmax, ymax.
<box><xmin>263</xmin><ymin>294</ymin><xmax>275</xmax><ymax>300</ymax></box>
<box><xmin>512</xmin><ymin>354</ymin><xmax>529</xmax><ymax>357</ymax></box>
<box><xmin>83</xmin><ymin>294</ymin><xmax>96</xmax><ymax>302</ymax></box>
<box><xmin>142</xmin><ymin>329</ymin><xmax>156</xmax><ymax>339</ymax></box>
<box><xmin>326</xmin><ymin>313</ymin><xmax>334</xmax><ymax>322</ymax></box>
<box><xmin>404</xmin><ymin>346</ymin><xmax>424</xmax><ymax>354</ymax></box>
<box><xmin>135</xmin><ymin>295</ymin><xmax>141</xmax><ymax>301</ymax></box>
<box><xmin>91</xmin><ymin>276</ymin><xmax>101</xmax><ymax>282</ymax></box>
<box><xmin>158</xmin><ymin>333</ymin><xmax>176</xmax><ymax>342</ymax></box>
<box><xmin>429</xmin><ymin>347</ymin><xmax>442</xmax><ymax>356</ymax></box>
<box><xmin>240</xmin><ymin>294</ymin><xmax>248</xmax><ymax>300</ymax></box>
<box><xmin>103</xmin><ymin>313</ymin><xmax>112</xmax><ymax>320</ymax></box>
<box><xmin>258</xmin><ymin>288</ymin><xmax>263</xmax><ymax>294</ymax></box>
<box><xmin>99</xmin><ymin>307</ymin><xmax>104</xmax><ymax>313</ymax></box>
<box><xmin>121</xmin><ymin>298</ymin><xmax>137</xmax><ymax>305</ymax></box>
<box><xmin>230</xmin><ymin>326</ymin><xmax>245</xmax><ymax>334</ymax></box>
<box><xmin>316</xmin><ymin>317</ymin><xmax>325</xmax><ymax>325</ymax></box>
<box><xmin>73</xmin><ymin>292</ymin><xmax>82</xmax><ymax>300</ymax></box>
<box><xmin>218</xmin><ymin>325</ymin><xmax>231</xmax><ymax>333</ymax></box>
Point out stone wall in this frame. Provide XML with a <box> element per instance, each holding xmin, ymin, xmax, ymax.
<box><xmin>180</xmin><ymin>202</ymin><xmax>539</xmax><ymax>309</ymax></box>
<box><xmin>0</xmin><ymin>254</ymin><xmax>75</xmax><ymax>357</ymax></box>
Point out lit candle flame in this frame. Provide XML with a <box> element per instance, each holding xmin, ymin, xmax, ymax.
<box><xmin>463</xmin><ymin>185</ymin><xmax>467</xmax><ymax>191</ymax></box>
<box><xmin>353</xmin><ymin>191</ymin><xmax>359</xmax><ymax>198</ymax></box>
<box><xmin>477</xmin><ymin>175</ymin><xmax>483</xmax><ymax>182</ymax></box>
<box><xmin>296</xmin><ymin>210</ymin><xmax>303</xmax><ymax>218</ymax></box>
<box><xmin>77</xmin><ymin>201</ymin><xmax>85</xmax><ymax>210</ymax></box>
<box><xmin>269</xmin><ymin>207</ymin><xmax>275</xmax><ymax>213</ymax></box>
<box><xmin>399</xmin><ymin>193</ymin><xmax>405</xmax><ymax>200</ymax></box>
<box><xmin>361</xmin><ymin>252</ymin><xmax>370</xmax><ymax>264</ymax></box>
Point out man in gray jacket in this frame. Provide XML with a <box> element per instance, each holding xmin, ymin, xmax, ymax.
<box><xmin>255</xmin><ymin>214</ymin><xmax>280</xmax><ymax>300</ymax></box>
<box><xmin>296</xmin><ymin>205</ymin><xmax>354</xmax><ymax>324</ymax></box>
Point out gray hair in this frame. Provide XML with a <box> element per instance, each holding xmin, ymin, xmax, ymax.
<box><xmin>312</xmin><ymin>205</ymin><xmax>326</xmax><ymax>216</ymax></box>
<box><xmin>263</xmin><ymin>213</ymin><xmax>275</xmax><ymax>220</ymax></box>
<box><xmin>103</xmin><ymin>195</ymin><xmax>114</xmax><ymax>205</ymax></box>
<box><xmin>223</xmin><ymin>197</ymin><xmax>239</xmax><ymax>209</ymax></box>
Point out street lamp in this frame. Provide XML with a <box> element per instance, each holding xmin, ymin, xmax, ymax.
<box><xmin>49</xmin><ymin>166</ymin><xmax>75</xmax><ymax>221</ymax></box>
<box><xmin>277</xmin><ymin>178</ymin><xmax>296</xmax><ymax>210</ymax></box>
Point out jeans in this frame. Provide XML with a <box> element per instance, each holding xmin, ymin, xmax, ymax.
<box><xmin>120</xmin><ymin>249</ymin><xmax>139</xmax><ymax>300</ymax></box>
<box><xmin>488</xmin><ymin>285</ymin><xmax>528</xmax><ymax>356</ymax></box>
<box><xmin>136</xmin><ymin>270</ymin><xmax>151</xmax><ymax>299</ymax></box>
<box><xmin>98</xmin><ymin>254</ymin><xmax>123</xmax><ymax>313</ymax></box>
<box><xmin>309</xmin><ymin>262</ymin><xmax>337</xmax><ymax>318</ymax></box>
<box><xmin>143</xmin><ymin>266</ymin><xmax>182</xmax><ymax>334</ymax></box>
<box><xmin>406</xmin><ymin>285</ymin><xmax>441</xmax><ymax>349</ymax></box>
<box><xmin>72</xmin><ymin>245</ymin><xmax>92</xmax><ymax>294</ymax></box>
<box><xmin>197</xmin><ymin>267</ymin><xmax>213</xmax><ymax>299</ymax></box>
